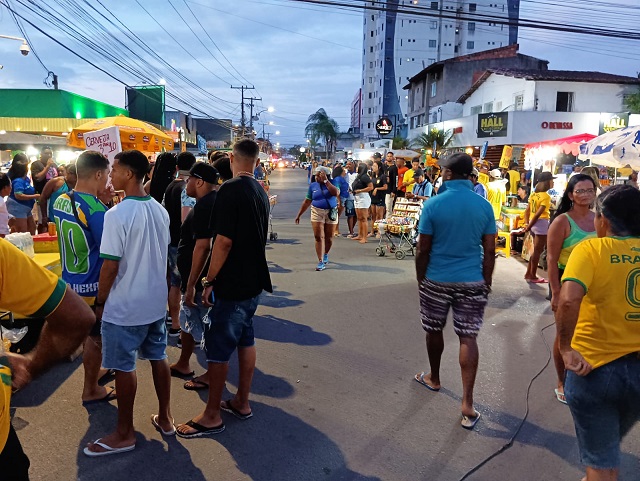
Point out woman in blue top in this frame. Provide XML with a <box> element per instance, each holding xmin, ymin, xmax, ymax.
<box><xmin>6</xmin><ymin>154</ymin><xmax>39</xmax><ymax>234</ymax></box>
<box><xmin>295</xmin><ymin>166</ymin><xmax>339</xmax><ymax>271</ymax></box>
<box><xmin>331</xmin><ymin>165</ymin><xmax>350</xmax><ymax>237</ymax></box>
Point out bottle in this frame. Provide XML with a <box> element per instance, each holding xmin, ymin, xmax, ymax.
<box><xmin>48</xmin><ymin>222</ymin><xmax>56</xmax><ymax>236</ymax></box>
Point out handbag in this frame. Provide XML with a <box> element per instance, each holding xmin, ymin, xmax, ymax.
<box><xmin>320</xmin><ymin>183</ymin><xmax>338</xmax><ymax>221</ymax></box>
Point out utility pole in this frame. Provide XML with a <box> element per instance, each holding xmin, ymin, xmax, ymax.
<box><xmin>231</xmin><ymin>85</ymin><xmax>255</xmax><ymax>138</ymax></box>
<box><xmin>247</xmin><ymin>97</ymin><xmax>262</xmax><ymax>139</ymax></box>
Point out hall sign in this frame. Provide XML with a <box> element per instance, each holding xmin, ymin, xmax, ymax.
<box><xmin>375</xmin><ymin>117</ymin><xmax>393</xmax><ymax>136</ymax></box>
<box><xmin>477</xmin><ymin>112</ymin><xmax>508</xmax><ymax>138</ymax></box>
<box><xmin>599</xmin><ymin>113</ymin><xmax>629</xmax><ymax>135</ymax></box>
<box><xmin>541</xmin><ymin>121</ymin><xmax>573</xmax><ymax>129</ymax></box>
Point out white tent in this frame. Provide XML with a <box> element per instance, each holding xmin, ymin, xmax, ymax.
<box><xmin>578</xmin><ymin>126</ymin><xmax>640</xmax><ymax>169</ymax></box>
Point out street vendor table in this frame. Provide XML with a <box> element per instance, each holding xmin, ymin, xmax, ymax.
<box><xmin>499</xmin><ymin>205</ymin><xmax>526</xmax><ymax>232</ymax></box>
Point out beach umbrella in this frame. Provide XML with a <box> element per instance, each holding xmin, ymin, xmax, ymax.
<box><xmin>578</xmin><ymin>126</ymin><xmax>640</xmax><ymax>169</ymax></box>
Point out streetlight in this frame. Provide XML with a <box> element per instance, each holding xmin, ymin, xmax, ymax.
<box><xmin>0</xmin><ymin>35</ymin><xmax>30</xmax><ymax>56</ymax></box>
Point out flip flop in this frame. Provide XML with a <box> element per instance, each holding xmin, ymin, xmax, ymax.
<box><xmin>183</xmin><ymin>379</ymin><xmax>209</xmax><ymax>391</ymax></box>
<box><xmin>528</xmin><ymin>278</ymin><xmax>548</xmax><ymax>284</ymax></box>
<box><xmin>82</xmin><ymin>388</ymin><xmax>117</xmax><ymax>406</ymax></box>
<box><xmin>461</xmin><ymin>410</ymin><xmax>481</xmax><ymax>430</ymax></box>
<box><xmin>176</xmin><ymin>420</ymin><xmax>225</xmax><ymax>439</ymax></box>
<box><xmin>170</xmin><ymin>368</ymin><xmax>195</xmax><ymax>379</ymax></box>
<box><xmin>220</xmin><ymin>400</ymin><xmax>253</xmax><ymax>420</ymax></box>
<box><xmin>554</xmin><ymin>388</ymin><xmax>568</xmax><ymax>405</ymax></box>
<box><xmin>97</xmin><ymin>369</ymin><xmax>115</xmax><ymax>385</ymax></box>
<box><xmin>151</xmin><ymin>414</ymin><xmax>176</xmax><ymax>436</ymax></box>
<box><xmin>414</xmin><ymin>372</ymin><xmax>440</xmax><ymax>392</ymax></box>
<box><xmin>83</xmin><ymin>438</ymin><xmax>135</xmax><ymax>457</ymax></box>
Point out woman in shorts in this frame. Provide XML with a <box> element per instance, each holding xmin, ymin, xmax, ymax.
<box><xmin>370</xmin><ymin>160</ymin><xmax>388</xmax><ymax>237</ymax></box>
<box><xmin>295</xmin><ymin>166</ymin><xmax>339</xmax><ymax>271</ymax></box>
<box><xmin>523</xmin><ymin>171</ymin><xmax>554</xmax><ymax>283</ymax></box>
<box><xmin>6</xmin><ymin>154</ymin><xmax>39</xmax><ymax>234</ymax></box>
<box><xmin>351</xmin><ymin>163</ymin><xmax>374</xmax><ymax>243</ymax></box>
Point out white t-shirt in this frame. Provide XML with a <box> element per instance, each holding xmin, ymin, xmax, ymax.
<box><xmin>100</xmin><ymin>195</ymin><xmax>170</xmax><ymax>326</ymax></box>
<box><xmin>0</xmin><ymin>197</ymin><xmax>10</xmax><ymax>235</ymax></box>
<box><xmin>346</xmin><ymin>172</ymin><xmax>357</xmax><ymax>201</ymax></box>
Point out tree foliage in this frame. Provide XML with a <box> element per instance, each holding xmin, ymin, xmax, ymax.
<box><xmin>410</xmin><ymin>128</ymin><xmax>455</xmax><ymax>154</ymax></box>
<box><xmin>305</xmin><ymin>108</ymin><xmax>339</xmax><ymax>159</ymax></box>
<box><xmin>623</xmin><ymin>89</ymin><xmax>640</xmax><ymax>114</ymax></box>
<box><xmin>392</xmin><ymin>136</ymin><xmax>410</xmax><ymax>149</ymax></box>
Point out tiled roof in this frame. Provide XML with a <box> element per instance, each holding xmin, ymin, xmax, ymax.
<box><xmin>458</xmin><ymin>69</ymin><xmax>640</xmax><ymax>102</ymax></box>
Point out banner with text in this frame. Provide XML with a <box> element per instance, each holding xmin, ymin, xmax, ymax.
<box><xmin>82</xmin><ymin>127</ymin><xmax>122</xmax><ymax>165</ymax></box>
<box><xmin>499</xmin><ymin>145</ymin><xmax>513</xmax><ymax>168</ymax></box>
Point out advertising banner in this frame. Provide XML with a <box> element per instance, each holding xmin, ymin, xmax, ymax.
<box><xmin>82</xmin><ymin>126</ymin><xmax>122</xmax><ymax>165</ymax></box>
<box><xmin>477</xmin><ymin>112</ymin><xmax>508</xmax><ymax>138</ymax></box>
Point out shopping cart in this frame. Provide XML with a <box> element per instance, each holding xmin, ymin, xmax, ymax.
<box><xmin>373</xmin><ymin>198</ymin><xmax>422</xmax><ymax>260</ymax></box>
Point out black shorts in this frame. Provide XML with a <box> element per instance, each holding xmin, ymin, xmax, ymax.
<box><xmin>0</xmin><ymin>425</ymin><xmax>30</xmax><ymax>480</ymax></box>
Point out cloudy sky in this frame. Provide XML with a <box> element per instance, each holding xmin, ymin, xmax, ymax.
<box><xmin>0</xmin><ymin>0</ymin><xmax>638</xmax><ymax>147</ymax></box>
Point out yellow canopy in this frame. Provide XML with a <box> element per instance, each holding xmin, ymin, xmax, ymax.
<box><xmin>67</xmin><ymin>115</ymin><xmax>174</xmax><ymax>152</ymax></box>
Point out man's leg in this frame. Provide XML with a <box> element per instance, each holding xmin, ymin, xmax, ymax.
<box><xmin>417</xmin><ymin>279</ymin><xmax>449</xmax><ymax>390</ymax></box>
<box><xmin>422</xmin><ymin>331</ymin><xmax>444</xmax><ymax>389</ymax></box>
<box><xmin>150</xmin><ymin>358</ymin><xmax>173</xmax><ymax>431</ymax></box>
<box><xmin>171</xmin><ymin>331</ymin><xmax>195</xmax><ymax>374</ymax></box>
<box><xmin>81</xmin><ymin>335</ymin><xmax>113</xmax><ymax>403</ymax></box>
<box><xmin>230</xmin><ymin>346</ymin><xmax>256</xmax><ymax>414</ymax></box>
<box><xmin>459</xmin><ymin>336</ymin><xmax>479</xmax><ymax>418</ymax></box>
<box><xmin>584</xmin><ymin>468</ymin><xmax>618</xmax><ymax>481</ymax></box>
<box><xmin>385</xmin><ymin>194</ymin><xmax>393</xmax><ymax>219</ymax></box>
<box><xmin>168</xmin><ymin>285</ymin><xmax>181</xmax><ymax>332</ymax></box>
<box><xmin>176</xmin><ymin>362</ymin><xmax>228</xmax><ymax>434</ymax></box>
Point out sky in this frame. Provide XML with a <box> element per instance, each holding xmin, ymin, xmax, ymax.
<box><xmin>0</xmin><ymin>0</ymin><xmax>638</xmax><ymax>147</ymax></box>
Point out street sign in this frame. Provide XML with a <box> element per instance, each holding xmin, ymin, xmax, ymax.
<box><xmin>375</xmin><ymin>117</ymin><xmax>393</xmax><ymax>136</ymax></box>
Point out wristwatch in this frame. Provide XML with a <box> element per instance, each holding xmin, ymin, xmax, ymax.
<box><xmin>201</xmin><ymin>276</ymin><xmax>215</xmax><ymax>288</ymax></box>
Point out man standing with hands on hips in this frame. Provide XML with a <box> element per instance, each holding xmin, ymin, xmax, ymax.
<box><xmin>177</xmin><ymin>139</ymin><xmax>273</xmax><ymax>438</ymax></box>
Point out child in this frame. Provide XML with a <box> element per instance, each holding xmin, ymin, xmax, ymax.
<box><xmin>0</xmin><ymin>173</ymin><xmax>11</xmax><ymax>237</ymax></box>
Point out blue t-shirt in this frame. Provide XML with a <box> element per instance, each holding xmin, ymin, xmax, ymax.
<box><xmin>473</xmin><ymin>182</ymin><xmax>487</xmax><ymax>199</ymax></box>
<box><xmin>306</xmin><ymin>182</ymin><xmax>337</xmax><ymax>209</ymax></box>
<box><xmin>331</xmin><ymin>176</ymin><xmax>349</xmax><ymax>200</ymax></box>
<box><xmin>413</xmin><ymin>180</ymin><xmax>433</xmax><ymax>198</ymax></box>
<box><xmin>418</xmin><ymin>180</ymin><xmax>496</xmax><ymax>283</ymax></box>
<box><xmin>10</xmin><ymin>177</ymin><xmax>36</xmax><ymax>208</ymax></box>
<box><xmin>52</xmin><ymin>192</ymin><xmax>107</xmax><ymax>298</ymax></box>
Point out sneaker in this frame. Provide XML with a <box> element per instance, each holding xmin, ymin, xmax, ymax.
<box><xmin>322</xmin><ymin>253</ymin><xmax>329</xmax><ymax>265</ymax></box>
<box><xmin>316</xmin><ymin>261</ymin><xmax>326</xmax><ymax>271</ymax></box>
<box><xmin>168</xmin><ymin>328</ymin><xmax>181</xmax><ymax>338</ymax></box>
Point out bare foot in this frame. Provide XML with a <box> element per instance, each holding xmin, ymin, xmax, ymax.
<box><xmin>82</xmin><ymin>385</ymin><xmax>116</xmax><ymax>404</ymax></box>
<box><xmin>85</xmin><ymin>431</ymin><xmax>135</xmax><ymax>454</ymax></box>
<box><xmin>358</xmin><ymin>239</ymin><xmax>368</xmax><ymax>244</ymax></box>
<box><xmin>351</xmin><ymin>236</ymin><xmax>363</xmax><ymax>241</ymax></box>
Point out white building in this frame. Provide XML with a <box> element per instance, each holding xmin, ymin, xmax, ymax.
<box><xmin>359</xmin><ymin>0</ymin><xmax>520</xmax><ymax>141</ymax></box>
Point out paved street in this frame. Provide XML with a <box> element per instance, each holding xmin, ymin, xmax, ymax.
<box><xmin>12</xmin><ymin>168</ymin><xmax>639</xmax><ymax>481</ymax></box>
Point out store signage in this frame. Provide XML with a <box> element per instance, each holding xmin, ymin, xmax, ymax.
<box><xmin>375</xmin><ymin>117</ymin><xmax>393</xmax><ymax>136</ymax></box>
<box><xmin>599</xmin><ymin>113</ymin><xmax>629</xmax><ymax>135</ymax></box>
<box><xmin>477</xmin><ymin>112</ymin><xmax>508</xmax><ymax>138</ymax></box>
<box><xmin>453</xmin><ymin>126</ymin><xmax>463</xmax><ymax>134</ymax></box>
<box><xmin>541</xmin><ymin>122</ymin><xmax>573</xmax><ymax>129</ymax></box>
<box><xmin>499</xmin><ymin>145</ymin><xmax>513</xmax><ymax>169</ymax></box>
<box><xmin>82</xmin><ymin>126</ymin><xmax>122</xmax><ymax>165</ymax></box>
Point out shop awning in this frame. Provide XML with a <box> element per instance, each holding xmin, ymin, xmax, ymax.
<box><xmin>524</xmin><ymin>133</ymin><xmax>597</xmax><ymax>156</ymax></box>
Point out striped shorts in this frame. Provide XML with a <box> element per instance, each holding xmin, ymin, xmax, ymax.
<box><xmin>419</xmin><ymin>278</ymin><xmax>490</xmax><ymax>338</ymax></box>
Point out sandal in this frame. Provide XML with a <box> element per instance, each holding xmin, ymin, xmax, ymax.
<box><xmin>183</xmin><ymin>378</ymin><xmax>209</xmax><ymax>391</ymax></box>
<box><xmin>176</xmin><ymin>420</ymin><xmax>225</xmax><ymax>438</ymax></box>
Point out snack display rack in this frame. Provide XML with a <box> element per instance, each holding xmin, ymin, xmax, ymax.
<box><xmin>373</xmin><ymin>197</ymin><xmax>423</xmax><ymax>259</ymax></box>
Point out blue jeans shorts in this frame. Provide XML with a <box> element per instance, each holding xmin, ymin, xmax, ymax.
<box><xmin>101</xmin><ymin>318</ymin><xmax>168</xmax><ymax>372</ymax></box>
<box><xmin>344</xmin><ymin>199</ymin><xmax>355</xmax><ymax>217</ymax></box>
<box><xmin>204</xmin><ymin>295</ymin><xmax>260</xmax><ymax>363</ymax></box>
<box><xmin>5</xmin><ymin>197</ymin><xmax>34</xmax><ymax>219</ymax></box>
<box><xmin>167</xmin><ymin>245</ymin><xmax>181</xmax><ymax>287</ymax></box>
<box><xmin>179</xmin><ymin>292</ymin><xmax>209</xmax><ymax>344</ymax></box>
<box><xmin>565</xmin><ymin>353</ymin><xmax>640</xmax><ymax>469</ymax></box>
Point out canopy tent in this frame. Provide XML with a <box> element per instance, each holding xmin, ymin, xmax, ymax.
<box><xmin>524</xmin><ymin>133</ymin><xmax>596</xmax><ymax>171</ymax></box>
<box><xmin>578</xmin><ymin>126</ymin><xmax>640</xmax><ymax>169</ymax></box>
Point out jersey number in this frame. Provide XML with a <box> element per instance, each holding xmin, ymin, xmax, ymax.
<box><xmin>57</xmin><ymin>219</ymin><xmax>90</xmax><ymax>275</ymax></box>
<box><xmin>625</xmin><ymin>268</ymin><xmax>640</xmax><ymax>321</ymax></box>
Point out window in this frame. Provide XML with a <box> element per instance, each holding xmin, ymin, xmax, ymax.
<box><xmin>369</xmin><ymin>77</ymin><xmax>373</xmax><ymax>84</ymax></box>
<box><xmin>370</xmin><ymin>31</ymin><xmax>374</xmax><ymax>37</ymax></box>
<box><xmin>556</xmin><ymin>92</ymin><xmax>574</xmax><ymax>112</ymax></box>
<box><xmin>431</xmin><ymin>82</ymin><xmax>437</xmax><ymax>97</ymax></box>
<box><xmin>369</xmin><ymin>61</ymin><xmax>373</xmax><ymax>68</ymax></box>
<box><xmin>370</xmin><ymin>46</ymin><xmax>373</xmax><ymax>52</ymax></box>
<box><xmin>495</xmin><ymin>101</ymin><xmax>502</xmax><ymax>111</ymax></box>
<box><xmin>469</xmin><ymin>3</ymin><xmax>476</xmax><ymax>11</ymax></box>
<box><xmin>468</xmin><ymin>22</ymin><xmax>475</xmax><ymax>31</ymax></box>
<box><xmin>470</xmin><ymin>105</ymin><xmax>482</xmax><ymax>115</ymax></box>
<box><xmin>369</xmin><ymin>92</ymin><xmax>372</xmax><ymax>99</ymax></box>
<box><xmin>467</xmin><ymin>41</ymin><xmax>475</xmax><ymax>49</ymax></box>
<box><xmin>514</xmin><ymin>94</ymin><xmax>524</xmax><ymax>111</ymax></box>
<box><xmin>368</xmin><ymin>108</ymin><xmax>372</xmax><ymax>114</ymax></box>
<box><xmin>430</xmin><ymin>21</ymin><xmax>437</xmax><ymax>29</ymax></box>
<box><xmin>429</xmin><ymin>40</ymin><xmax>437</xmax><ymax>48</ymax></box>
<box><xmin>399</xmin><ymin>77</ymin><xmax>402</xmax><ymax>84</ymax></box>
<box><xmin>432</xmin><ymin>112</ymin><xmax>438</xmax><ymax>123</ymax></box>
<box><xmin>430</xmin><ymin>1</ymin><xmax>439</xmax><ymax>8</ymax></box>
<box><xmin>484</xmin><ymin>102</ymin><xmax>493</xmax><ymax>113</ymax></box>
<box><xmin>368</xmin><ymin>123</ymin><xmax>371</xmax><ymax>129</ymax></box>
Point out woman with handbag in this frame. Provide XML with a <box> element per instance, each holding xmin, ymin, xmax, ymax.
<box><xmin>295</xmin><ymin>166</ymin><xmax>340</xmax><ymax>271</ymax></box>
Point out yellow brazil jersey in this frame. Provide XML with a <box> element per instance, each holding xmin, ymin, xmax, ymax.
<box><xmin>477</xmin><ymin>172</ymin><xmax>489</xmax><ymax>189</ymax></box>
<box><xmin>0</xmin><ymin>239</ymin><xmax>67</xmax><ymax>451</ymax></box>
<box><xmin>528</xmin><ymin>191</ymin><xmax>551</xmax><ymax>220</ymax></box>
<box><xmin>403</xmin><ymin>168</ymin><xmax>416</xmax><ymax>193</ymax></box>
<box><xmin>507</xmin><ymin>169</ymin><xmax>520</xmax><ymax>195</ymax></box>
<box><xmin>562</xmin><ymin>237</ymin><xmax>640</xmax><ymax>368</ymax></box>
<box><xmin>486</xmin><ymin>181</ymin><xmax>506</xmax><ymax>220</ymax></box>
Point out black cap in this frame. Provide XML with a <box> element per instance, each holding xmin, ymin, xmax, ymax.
<box><xmin>189</xmin><ymin>162</ymin><xmax>219</xmax><ymax>184</ymax></box>
<box><xmin>373</xmin><ymin>152</ymin><xmax>382</xmax><ymax>159</ymax></box>
<box><xmin>413</xmin><ymin>168</ymin><xmax>425</xmax><ymax>178</ymax></box>
<box><xmin>439</xmin><ymin>153</ymin><xmax>473</xmax><ymax>176</ymax></box>
<box><xmin>538</xmin><ymin>171</ymin><xmax>556</xmax><ymax>182</ymax></box>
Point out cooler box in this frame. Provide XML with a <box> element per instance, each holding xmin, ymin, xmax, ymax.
<box><xmin>33</xmin><ymin>233</ymin><xmax>59</xmax><ymax>254</ymax></box>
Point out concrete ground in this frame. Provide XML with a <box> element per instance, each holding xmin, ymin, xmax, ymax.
<box><xmin>10</xmin><ymin>167</ymin><xmax>639</xmax><ymax>481</ymax></box>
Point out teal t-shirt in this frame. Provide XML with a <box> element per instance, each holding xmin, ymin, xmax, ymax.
<box><xmin>418</xmin><ymin>180</ymin><xmax>496</xmax><ymax>283</ymax></box>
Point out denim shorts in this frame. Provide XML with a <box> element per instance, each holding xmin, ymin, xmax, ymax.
<box><xmin>204</xmin><ymin>295</ymin><xmax>260</xmax><ymax>363</ymax></box>
<box><xmin>179</xmin><ymin>292</ymin><xmax>209</xmax><ymax>344</ymax></box>
<box><xmin>344</xmin><ymin>199</ymin><xmax>356</xmax><ymax>217</ymax></box>
<box><xmin>167</xmin><ymin>245</ymin><xmax>181</xmax><ymax>287</ymax></box>
<box><xmin>5</xmin><ymin>197</ymin><xmax>34</xmax><ymax>219</ymax></box>
<box><xmin>565</xmin><ymin>353</ymin><xmax>640</xmax><ymax>469</ymax></box>
<box><xmin>101</xmin><ymin>318</ymin><xmax>168</xmax><ymax>372</ymax></box>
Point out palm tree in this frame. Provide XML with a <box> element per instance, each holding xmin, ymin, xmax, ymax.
<box><xmin>411</xmin><ymin>128</ymin><xmax>454</xmax><ymax>157</ymax></box>
<box><xmin>392</xmin><ymin>136</ymin><xmax>410</xmax><ymax>149</ymax></box>
<box><xmin>305</xmin><ymin>109</ymin><xmax>339</xmax><ymax>160</ymax></box>
<box><xmin>623</xmin><ymin>89</ymin><xmax>640</xmax><ymax>113</ymax></box>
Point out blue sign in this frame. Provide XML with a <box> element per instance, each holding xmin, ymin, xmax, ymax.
<box><xmin>197</xmin><ymin>134</ymin><xmax>207</xmax><ymax>154</ymax></box>
<box><xmin>480</xmin><ymin>141</ymin><xmax>489</xmax><ymax>159</ymax></box>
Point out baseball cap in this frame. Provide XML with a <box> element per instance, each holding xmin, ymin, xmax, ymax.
<box><xmin>538</xmin><ymin>171</ymin><xmax>556</xmax><ymax>182</ymax></box>
<box><xmin>413</xmin><ymin>168</ymin><xmax>425</xmax><ymax>178</ymax></box>
<box><xmin>471</xmin><ymin>168</ymin><xmax>479</xmax><ymax>177</ymax></box>
<box><xmin>439</xmin><ymin>153</ymin><xmax>473</xmax><ymax>176</ymax></box>
<box><xmin>489</xmin><ymin>168</ymin><xmax>502</xmax><ymax>179</ymax></box>
<box><xmin>189</xmin><ymin>162</ymin><xmax>219</xmax><ymax>184</ymax></box>
<box><xmin>373</xmin><ymin>152</ymin><xmax>382</xmax><ymax>159</ymax></box>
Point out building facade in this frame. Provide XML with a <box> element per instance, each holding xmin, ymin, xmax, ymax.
<box><xmin>359</xmin><ymin>0</ymin><xmax>520</xmax><ymax>141</ymax></box>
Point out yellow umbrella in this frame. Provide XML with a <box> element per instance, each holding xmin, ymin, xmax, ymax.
<box><xmin>67</xmin><ymin>115</ymin><xmax>174</xmax><ymax>152</ymax></box>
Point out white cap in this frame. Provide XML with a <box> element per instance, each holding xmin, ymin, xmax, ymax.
<box><xmin>489</xmin><ymin>168</ymin><xmax>502</xmax><ymax>179</ymax></box>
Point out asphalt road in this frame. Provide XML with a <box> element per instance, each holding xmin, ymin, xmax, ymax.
<box><xmin>11</xmin><ymin>167</ymin><xmax>640</xmax><ymax>481</ymax></box>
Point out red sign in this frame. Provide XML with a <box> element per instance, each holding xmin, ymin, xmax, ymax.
<box><xmin>541</xmin><ymin>121</ymin><xmax>573</xmax><ymax>129</ymax></box>
<box><xmin>453</xmin><ymin>126</ymin><xmax>463</xmax><ymax>134</ymax></box>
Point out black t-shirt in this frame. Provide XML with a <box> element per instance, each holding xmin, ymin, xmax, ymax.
<box><xmin>213</xmin><ymin>176</ymin><xmax>273</xmax><ymax>300</ymax></box>
<box><xmin>386</xmin><ymin>165</ymin><xmax>398</xmax><ymax>195</ymax></box>
<box><xmin>164</xmin><ymin>179</ymin><xmax>187</xmax><ymax>247</ymax></box>
<box><xmin>352</xmin><ymin>173</ymin><xmax>372</xmax><ymax>191</ymax></box>
<box><xmin>371</xmin><ymin>174</ymin><xmax>388</xmax><ymax>204</ymax></box>
<box><xmin>176</xmin><ymin>190</ymin><xmax>217</xmax><ymax>292</ymax></box>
